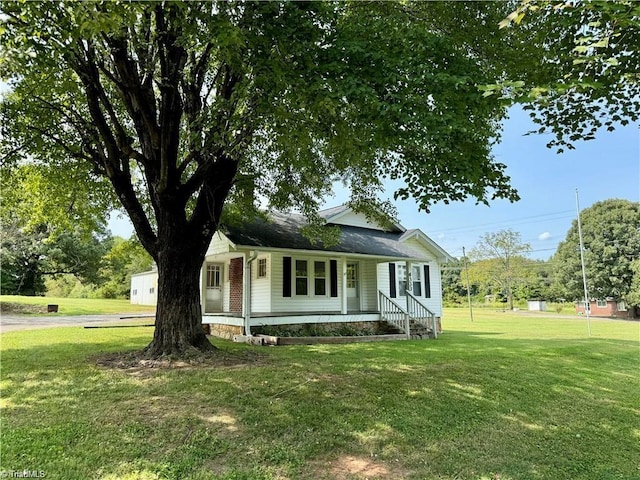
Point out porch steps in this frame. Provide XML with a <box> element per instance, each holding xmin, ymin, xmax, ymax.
<box><xmin>378</xmin><ymin>290</ymin><xmax>438</xmax><ymax>340</ymax></box>
<box><xmin>380</xmin><ymin>319</ymin><xmax>435</xmax><ymax>339</ymax></box>
<box><xmin>408</xmin><ymin>319</ymin><xmax>435</xmax><ymax>339</ymax></box>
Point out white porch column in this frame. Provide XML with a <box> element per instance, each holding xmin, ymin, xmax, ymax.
<box><xmin>341</xmin><ymin>256</ymin><xmax>348</xmax><ymax>314</ymax></box>
<box><xmin>405</xmin><ymin>260</ymin><xmax>412</xmax><ymax>339</ymax></box>
<box><xmin>242</xmin><ymin>253</ymin><xmax>248</xmax><ymax>326</ymax></box>
<box><xmin>243</xmin><ymin>251</ymin><xmax>259</xmax><ymax>335</ymax></box>
<box><xmin>199</xmin><ymin>263</ymin><xmax>207</xmax><ymax>315</ymax></box>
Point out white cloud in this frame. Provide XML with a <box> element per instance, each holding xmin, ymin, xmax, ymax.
<box><xmin>538</xmin><ymin>232</ymin><xmax>552</xmax><ymax>241</ymax></box>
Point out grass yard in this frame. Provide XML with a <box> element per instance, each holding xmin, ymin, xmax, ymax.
<box><xmin>0</xmin><ymin>295</ymin><xmax>155</xmax><ymax>316</ymax></box>
<box><xmin>1</xmin><ymin>309</ymin><xmax>638</xmax><ymax>480</ymax></box>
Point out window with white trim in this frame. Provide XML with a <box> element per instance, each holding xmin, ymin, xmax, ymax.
<box><xmin>295</xmin><ymin>260</ymin><xmax>308</xmax><ymax>295</ymax></box>
<box><xmin>412</xmin><ymin>265</ymin><xmax>422</xmax><ymax>296</ymax></box>
<box><xmin>346</xmin><ymin>263</ymin><xmax>357</xmax><ymax>289</ymax></box>
<box><xmin>314</xmin><ymin>261</ymin><xmax>327</xmax><ymax>296</ymax></box>
<box><xmin>596</xmin><ymin>299</ymin><xmax>607</xmax><ymax>308</ymax></box>
<box><xmin>206</xmin><ymin>264</ymin><xmax>221</xmax><ymax>288</ymax></box>
<box><xmin>397</xmin><ymin>264</ymin><xmax>407</xmax><ymax>296</ymax></box>
<box><xmin>257</xmin><ymin>258</ymin><xmax>267</xmax><ymax>278</ymax></box>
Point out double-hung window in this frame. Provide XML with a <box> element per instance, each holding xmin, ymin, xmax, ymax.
<box><xmin>287</xmin><ymin>258</ymin><xmax>330</xmax><ymax>297</ymax></box>
<box><xmin>295</xmin><ymin>260</ymin><xmax>308</xmax><ymax>295</ymax></box>
<box><xmin>397</xmin><ymin>264</ymin><xmax>407</xmax><ymax>296</ymax></box>
<box><xmin>314</xmin><ymin>261</ymin><xmax>326</xmax><ymax>296</ymax></box>
<box><xmin>257</xmin><ymin>258</ymin><xmax>267</xmax><ymax>278</ymax></box>
<box><xmin>412</xmin><ymin>265</ymin><xmax>422</xmax><ymax>296</ymax></box>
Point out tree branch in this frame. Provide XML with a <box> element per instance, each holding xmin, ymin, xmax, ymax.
<box><xmin>154</xmin><ymin>4</ymin><xmax>188</xmax><ymax>194</ymax></box>
<box><xmin>102</xmin><ymin>35</ymin><xmax>161</xmax><ymax>165</ymax></box>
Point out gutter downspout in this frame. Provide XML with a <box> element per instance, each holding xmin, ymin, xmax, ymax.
<box><xmin>244</xmin><ymin>251</ymin><xmax>259</xmax><ymax>337</ymax></box>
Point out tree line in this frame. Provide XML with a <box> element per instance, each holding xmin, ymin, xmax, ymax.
<box><xmin>443</xmin><ymin>199</ymin><xmax>640</xmax><ymax>315</ymax></box>
<box><xmin>1</xmin><ymin>227</ymin><xmax>152</xmax><ymax>300</ymax></box>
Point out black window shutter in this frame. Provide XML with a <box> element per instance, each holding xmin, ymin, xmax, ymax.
<box><xmin>389</xmin><ymin>263</ymin><xmax>397</xmax><ymax>298</ymax></box>
<box><xmin>330</xmin><ymin>260</ymin><xmax>338</xmax><ymax>297</ymax></box>
<box><xmin>283</xmin><ymin>257</ymin><xmax>292</xmax><ymax>297</ymax></box>
<box><xmin>424</xmin><ymin>265</ymin><xmax>431</xmax><ymax>299</ymax></box>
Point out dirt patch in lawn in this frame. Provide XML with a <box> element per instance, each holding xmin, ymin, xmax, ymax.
<box><xmin>92</xmin><ymin>348</ymin><xmax>268</xmax><ymax>374</ymax></box>
<box><xmin>308</xmin><ymin>455</ymin><xmax>411</xmax><ymax>480</ymax></box>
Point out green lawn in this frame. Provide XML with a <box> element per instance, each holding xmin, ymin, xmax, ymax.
<box><xmin>0</xmin><ymin>295</ymin><xmax>155</xmax><ymax>316</ymax></box>
<box><xmin>1</xmin><ymin>309</ymin><xmax>638</xmax><ymax>479</ymax></box>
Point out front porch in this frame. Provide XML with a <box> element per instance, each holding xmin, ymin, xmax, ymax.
<box><xmin>200</xmin><ymin>246</ymin><xmax>441</xmax><ymax>341</ymax></box>
<box><xmin>203</xmin><ymin>292</ymin><xmax>439</xmax><ymax>341</ymax></box>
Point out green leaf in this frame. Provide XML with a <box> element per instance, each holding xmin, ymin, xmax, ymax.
<box><xmin>591</xmin><ymin>38</ymin><xmax>610</xmax><ymax>48</ymax></box>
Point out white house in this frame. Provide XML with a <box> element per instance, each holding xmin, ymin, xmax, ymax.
<box><xmin>131</xmin><ymin>205</ymin><xmax>453</xmax><ymax>339</ymax></box>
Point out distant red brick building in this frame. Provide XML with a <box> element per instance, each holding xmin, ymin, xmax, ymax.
<box><xmin>575</xmin><ymin>299</ymin><xmax>638</xmax><ymax>319</ymax></box>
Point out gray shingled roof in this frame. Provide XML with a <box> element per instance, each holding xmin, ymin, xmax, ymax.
<box><xmin>222</xmin><ymin>212</ymin><xmax>424</xmax><ymax>260</ymax></box>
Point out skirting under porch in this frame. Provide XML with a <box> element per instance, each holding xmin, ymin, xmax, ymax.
<box><xmin>202</xmin><ymin>306</ymin><xmax>440</xmax><ymax>341</ymax></box>
<box><xmin>203</xmin><ymin>311</ymin><xmax>382</xmax><ymax>339</ymax></box>
<box><xmin>203</xmin><ymin>311</ymin><xmax>381</xmax><ymax>326</ymax></box>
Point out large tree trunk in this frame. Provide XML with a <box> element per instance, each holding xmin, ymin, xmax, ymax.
<box><xmin>143</xmin><ymin>243</ymin><xmax>215</xmax><ymax>358</ymax></box>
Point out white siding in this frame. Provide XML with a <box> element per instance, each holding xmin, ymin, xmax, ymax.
<box><xmin>130</xmin><ymin>271</ymin><xmax>158</xmax><ymax>305</ymax></box>
<box><xmin>222</xmin><ymin>259</ymin><xmax>231</xmax><ymax>312</ymax></box>
<box><xmin>376</xmin><ymin>260</ymin><xmax>443</xmax><ymax>317</ymax></box>
<box><xmin>401</xmin><ymin>237</ymin><xmax>437</xmax><ymax>261</ymax></box>
<box><xmin>251</xmin><ymin>254</ymin><xmax>271</xmax><ymax>313</ymax></box>
<box><xmin>359</xmin><ymin>260</ymin><xmax>379</xmax><ymax>311</ymax></box>
<box><xmin>398</xmin><ymin>235</ymin><xmax>445</xmax><ymax>317</ymax></box>
<box><xmin>377</xmin><ymin>263</ymin><xmax>391</xmax><ymax>299</ymax></box>
<box><xmin>327</xmin><ymin>211</ymin><xmax>385</xmax><ymax>231</ymax></box>
<box><xmin>270</xmin><ymin>252</ymin><xmax>343</xmax><ymax>313</ymax></box>
<box><xmin>420</xmin><ymin>260</ymin><xmax>443</xmax><ymax>317</ymax></box>
<box><xmin>205</xmin><ymin>232</ymin><xmax>232</xmax><ymax>256</ymax></box>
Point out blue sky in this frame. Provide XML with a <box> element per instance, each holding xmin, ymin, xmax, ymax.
<box><xmin>394</xmin><ymin>108</ymin><xmax>639</xmax><ymax>261</ymax></box>
<box><xmin>109</xmin><ymin>107</ymin><xmax>639</xmax><ymax>261</ymax></box>
<box><xmin>393</xmin><ymin>108</ymin><xmax>639</xmax><ymax>260</ymax></box>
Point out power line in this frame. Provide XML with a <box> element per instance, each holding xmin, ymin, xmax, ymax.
<box><xmin>427</xmin><ymin>209</ymin><xmax>575</xmax><ymax>235</ymax></box>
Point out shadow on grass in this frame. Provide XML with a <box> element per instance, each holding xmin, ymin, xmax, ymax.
<box><xmin>1</xmin><ymin>328</ymin><xmax>639</xmax><ymax>480</ymax></box>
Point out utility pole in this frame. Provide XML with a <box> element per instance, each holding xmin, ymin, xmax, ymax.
<box><xmin>575</xmin><ymin>189</ymin><xmax>591</xmax><ymax>337</ymax></box>
<box><xmin>462</xmin><ymin>246</ymin><xmax>474</xmax><ymax>322</ymax></box>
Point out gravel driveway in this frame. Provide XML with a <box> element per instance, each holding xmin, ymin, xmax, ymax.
<box><xmin>0</xmin><ymin>314</ymin><xmax>155</xmax><ymax>333</ymax></box>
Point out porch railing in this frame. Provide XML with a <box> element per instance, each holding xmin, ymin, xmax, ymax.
<box><xmin>378</xmin><ymin>291</ymin><xmax>410</xmax><ymax>339</ymax></box>
<box><xmin>406</xmin><ymin>292</ymin><xmax>437</xmax><ymax>339</ymax></box>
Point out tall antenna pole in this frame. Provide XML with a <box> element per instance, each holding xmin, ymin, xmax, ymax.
<box><xmin>575</xmin><ymin>189</ymin><xmax>591</xmax><ymax>337</ymax></box>
<box><xmin>462</xmin><ymin>246</ymin><xmax>474</xmax><ymax>323</ymax></box>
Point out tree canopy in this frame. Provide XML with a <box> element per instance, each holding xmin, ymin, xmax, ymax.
<box><xmin>0</xmin><ymin>2</ymin><xmax>523</xmax><ymax>228</ymax></box>
<box><xmin>469</xmin><ymin>229</ymin><xmax>532</xmax><ymax>310</ymax></box>
<box><xmin>0</xmin><ymin>1</ymin><xmax>540</xmax><ymax>356</ymax></box>
<box><xmin>553</xmin><ymin>199</ymin><xmax>640</xmax><ymax>305</ymax></box>
<box><xmin>0</xmin><ymin>164</ymin><xmax>112</xmax><ymax>295</ymax></box>
<box><xmin>0</xmin><ymin>221</ymin><xmax>111</xmax><ymax>296</ymax></box>
<box><xmin>487</xmin><ymin>0</ymin><xmax>640</xmax><ymax>151</ymax></box>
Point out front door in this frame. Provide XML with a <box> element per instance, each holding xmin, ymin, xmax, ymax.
<box><xmin>205</xmin><ymin>263</ymin><xmax>223</xmax><ymax>313</ymax></box>
<box><xmin>346</xmin><ymin>262</ymin><xmax>360</xmax><ymax>311</ymax></box>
